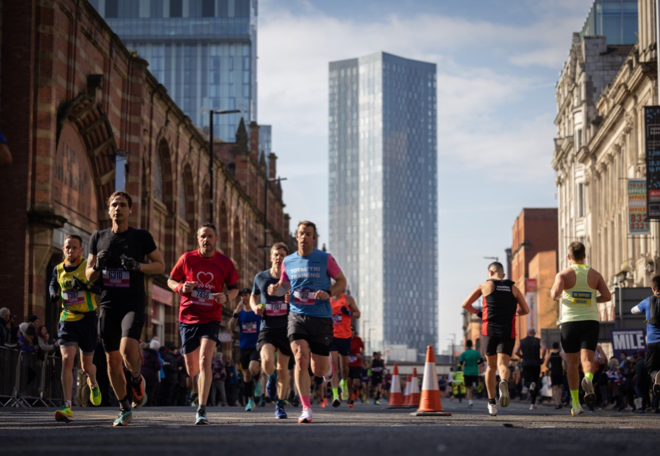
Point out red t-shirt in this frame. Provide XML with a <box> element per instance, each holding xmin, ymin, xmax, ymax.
<box><xmin>170</xmin><ymin>250</ymin><xmax>239</xmax><ymax>324</ymax></box>
<box><xmin>349</xmin><ymin>336</ymin><xmax>364</xmax><ymax>367</ymax></box>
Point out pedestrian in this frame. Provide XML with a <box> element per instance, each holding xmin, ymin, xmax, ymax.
<box><xmin>141</xmin><ymin>339</ymin><xmax>162</xmax><ymax>407</ymax></box>
<box><xmin>635</xmin><ymin>350</ymin><xmax>650</xmax><ymax>412</ymax></box>
<box><xmin>158</xmin><ymin>343</ymin><xmax>178</xmax><ymax>406</ymax></box>
<box><xmin>210</xmin><ymin>352</ymin><xmax>227</xmax><ymax>406</ymax></box>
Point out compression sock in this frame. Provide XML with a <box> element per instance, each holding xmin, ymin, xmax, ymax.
<box><xmin>300</xmin><ymin>395</ymin><xmax>312</xmax><ymax>409</ymax></box>
<box><xmin>245</xmin><ymin>379</ymin><xmax>254</xmax><ymax>398</ymax></box>
<box><xmin>332</xmin><ymin>387</ymin><xmax>339</xmax><ymax>400</ymax></box>
<box><xmin>198</xmin><ymin>404</ymin><xmax>206</xmax><ymax>414</ymax></box>
<box><xmin>276</xmin><ymin>399</ymin><xmax>285</xmax><ymax>407</ymax></box>
<box><xmin>119</xmin><ymin>395</ymin><xmax>131</xmax><ymax>411</ymax></box>
<box><xmin>570</xmin><ymin>389</ymin><xmax>580</xmax><ymax>406</ymax></box>
<box><xmin>585</xmin><ymin>372</ymin><xmax>594</xmax><ymax>382</ymax></box>
<box><xmin>488</xmin><ymin>398</ymin><xmax>496</xmax><ymax>405</ymax></box>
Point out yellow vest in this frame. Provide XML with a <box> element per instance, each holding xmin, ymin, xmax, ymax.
<box><xmin>560</xmin><ymin>264</ymin><xmax>598</xmax><ymax>323</ymax></box>
<box><xmin>56</xmin><ymin>259</ymin><xmax>97</xmax><ymax>322</ymax></box>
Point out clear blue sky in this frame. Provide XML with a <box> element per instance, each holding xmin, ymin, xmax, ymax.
<box><xmin>257</xmin><ymin>0</ymin><xmax>595</xmax><ymax>351</ymax></box>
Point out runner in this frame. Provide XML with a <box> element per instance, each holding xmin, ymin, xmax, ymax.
<box><xmin>551</xmin><ymin>241</ymin><xmax>611</xmax><ymax>416</ymax></box>
<box><xmin>250</xmin><ymin>242</ymin><xmax>293</xmax><ymax>419</ymax></box>
<box><xmin>631</xmin><ymin>274</ymin><xmax>660</xmax><ymax>399</ymax></box>
<box><xmin>515</xmin><ymin>328</ymin><xmax>546</xmax><ymax>410</ymax></box>
<box><xmin>86</xmin><ymin>191</ymin><xmax>165</xmax><ymax>426</ymax></box>
<box><xmin>329</xmin><ymin>291</ymin><xmax>361</xmax><ymax>407</ymax></box>
<box><xmin>50</xmin><ymin>234</ymin><xmax>102</xmax><ymax>422</ymax></box>
<box><xmin>461</xmin><ymin>261</ymin><xmax>529</xmax><ymax>416</ymax></box>
<box><xmin>230</xmin><ymin>288</ymin><xmax>262</xmax><ymax>412</ymax></box>
<box><xmin>168</xmin><ymin>223</ymin><xmax>239</xmax><ymax>424</ymax></box>
<box><xmin>544</xmin><ymin>341</ymin><xmax>566</xmax><ymax>409</ymax></box>
<box><xmin>370</xmin><ymin>351</ymin><xmax>386</xmax><ymax>404</ymax></box>
<box><xmin>268</xmin><ymin>220</ymin><xmax>347</xmax><ymax>423</ymax></box>
<box><xmin>347</xmin><ymin>326</ymin><xmax>364</xmax><ymax>407</ymax></box>
<box><xmin>458</xmin><ymin>339</ymin><xmax>484</xmax><ymax>407</ymax></box>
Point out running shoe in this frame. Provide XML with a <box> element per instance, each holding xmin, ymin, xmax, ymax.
<box><xmin>113</xmin><ymin>409</ymin><xmax>133</xmax><ymax>426</ymax></box>
<box><xmin>245</xmin><ymin>398</ymin><xmax>255</xmax><ymax>411</ymax></box>
<box><xmin>130</xmin><ymin>374</ymin><xmax>147</xmax><ymax>408</ymax></box>
<box><xmin>320</xmin><ymin>397</ymin><xmax>327</xmax><ymax>408</ymax></box>
<box><xmin>298</xmin><ymin>407</ymin><xmax>313</xmax><ymax>423</ymax></box>
<box><xmin>488</xmin><ymin>402</ymin><xmax>498</xmax><ymax>416</ymax></box>
<box><xmin>259</xmin><ymin>395</ymin><xmax>266</xmax><ymax>407</ymax></box>
<box><xmin>195</xmin><ymin>410</ymin><xmax>209</xmax><ymax>425</ymax></box>
<box><xmin>332</xmin><ymin>398</ymin><xmax>341</xmax><ymax>408</ymax></box>
<box><xmin>374</xmin><ymin>400</ymin><xmax>380</xmax><ymax>405</ymax></box>
<box><xmin>530</xmin><ymin>404</ymin><xmax>537</xmax><ymax>410</ymax></box>
<box><xmin>55</xmin><ymin>404</ymin><xmax>74</xmax><ymax>422</ymax></box>
<box><xmin>581</xmin><ymin>376</ymin><xmax>596</xmax><ymax>407</ymax></box>
<box><xmin>348</xmin><ymin>400</ymin><xmax>354</xmax><ymax>408</ymax></box>
<box><xmin>275</xmin><ymin>403</ymin><xmax>287</xmax><ymax>419</ymax></box>
<box><xmin>266</xmin><ymin>373</ymin><xmax>277</xmax><ymax>399</ymax></box>
<box><xmin>653</xmin><ymin>371</ymin><xmax>660</xmax><ymax>396</ymax></box>
<box><xmin>468</xmin><ymin>402</ymin><xmax>474</xmax><ymax>408</ymax></box>
<box><xmin>571</xmin><ymin>404</ymin><xmax>584</xmax><ymax>416</ymax></box>
<box><xmin>291</xmin><ymin>395</ymin><xmax>300</xmax><ymax>407</ymax></box>
<box><xmin>340</xmin><ymin>379</ymin><xmax>349</xmax><ymax>401</ymax></box>
<box><xmin>88</xmin><ymin>378</ymin><xmax>102</xmax><ymax>406</ymax></box>
<box><xmin>323</xmin><ymin>363</ymin><xmax>335</xmax><ymax>382</ymax></box>
<box><xmin>254</xmin><ymin>380</ymin><xmax>263</xmax><ymax>398</ymax></box>
<box><xmin>498</xmin><ymin>380</ymin><xmax>510</xmax><ymax>407</ymax></box>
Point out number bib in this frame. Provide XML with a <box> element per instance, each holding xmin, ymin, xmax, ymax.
<box><xmin>265</xmin><ymin>301</ymin><xmax>287</xmax><ymax>317</ymax></box>
<box><xmin>293</xmin><ymin>288</ymin><xmax>316</xmax><ymax>305</ymax></box>
<box><xmin>241</xmin><ymin>321</ymin><xmax>258</xmax><ymax>334</ymax></box>
<box><xmin>103</xmin><ymin>268</ymin><xmax>130</xmax><ymax>288</ymax></box>
<box><xmin>191</xmin><ymin>287</ymin><xmax>214</xmax><ymax>306</ymax></box>
<box><xmin>332</xmin><ymin>314</ymin><xmax>343</xmax><ymax>325</ymax></box>
<box><xmin>63</xmin><ymin>289</ymin><xmax>84</xmax><ymax>307</ymax></box>
<box><xmin>372</xmin><ymin>367</ymin><xmax>383</xmax><ymax>373</ymax></box>
<box><xmin>348</xmin><ymin>355</ymin><xmax>358</xmax><ymax>363</ymax></box>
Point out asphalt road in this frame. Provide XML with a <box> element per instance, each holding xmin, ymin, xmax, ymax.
<box><xmin>1</xmin><ymin>399</ymin><xmax>659</xmax><ymax>456</ymax></box>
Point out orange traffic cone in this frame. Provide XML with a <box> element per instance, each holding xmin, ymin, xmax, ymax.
<box><xmin>403</xmin><ymin>374</ymin><xmax>412</xmax><ymax>406</ymax></box>
<box><xmin>411</xmin><ymin>345</ymin><xmax>451</xmax><ymax>416</ymax></box>
<box><xmin>387</xmin><ymin>364</ymin><xmax>406</xmax><ymax>408</ymax></box>
<box><xmin>409</xmin><ymin>367</ymin><xmax>421</xmax><ymax>408</ymax></box>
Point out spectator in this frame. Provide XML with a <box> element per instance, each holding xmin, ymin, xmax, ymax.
<box><xmin>606</xmin><ymin>357</ymin><xmax>622</xmax><ymax>409</ymax></box>
<box><xmin>18</xmin><ymin>324</ymin><xmax>39</xmax><ymax>353</ymax></box>
<box><xmin>158</xmin><ymin>343</ymin><xmax>178</xmax><ymax>406</ymax></box>
<box><xmin>141</xmin><ymin>338</ymin><xmax>162</xmax><ymax>407</ymax></box>
<box><xmin>173</xmin><ymin>345</ymin><xmax>188</xmax><ymax>406</ymax></box>
<box><xmin>619</xmin><ymin>351</ymin><xmax>636</xmax><ymax>411</ymax></box>
<box><xmin>635</xmin><ymin>350</ymin><xmax>651</xmax><ymax>412</ymax></box>
<box><xmin>27</xmin><ymin>315</ymin><xmax>41</xmax><ymax>328</ymax></box>
<box><xmin>210</xmin><ymin>352</ymin><xmax>227</xmax><ymax>406</ymax></box>
<box><xmin>0</xmin><ymin>127</ymin><xmax>12</xmax><ymax>167</ymax></box>
<box><xmin>36</xmin><ymin>325</ymin><xmax>59</xmax><ymax>354</ymax></box>
<box><xmin>225</xmin><ymin>358</ymin><xmax>238</xmax><ymax>406</ymax></box>
<box><xmin>0</xmin><ymin>307</ymin><xmax>11</xmax><ymax>346</ymax></box>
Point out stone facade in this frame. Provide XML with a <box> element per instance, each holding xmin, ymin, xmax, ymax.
<box><xmin>0</xmin><ymin>0</ymin><xmax>290</xmax><ymax>345</ymax></box>
<box><xmin>553</xmin><ymin>0</ymin><xmax>659</xmax><ymax>322</ymax></box>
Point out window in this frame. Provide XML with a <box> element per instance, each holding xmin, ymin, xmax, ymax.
<box><xmin>202</xmin><ymin>0</ymin><xmax>215</xmax><ymax>17</ymax></box>
<box><xmin>576</xmin><ymin>128</ymin><xmax>583</xmax><ymax>150</ymax></box>
<box><xmin>577</xmin><ymin>183</ymin><xmax>585</xmax><ymax>218</ymax></box>
<box><xmin>170</xmin><ymin>0</ymin><xmax>183</xmax><ymax>17</ymax></box>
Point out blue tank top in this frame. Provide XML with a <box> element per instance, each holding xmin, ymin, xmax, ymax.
<box><xmin>238</xmin><ymin>309</ymin><xmax>261</xmax><ymax>349</ymax></box>
<box><xmin>284</xmin><ymin>248</ymin><xmax>332</xmax><ymax>318</ymax></box>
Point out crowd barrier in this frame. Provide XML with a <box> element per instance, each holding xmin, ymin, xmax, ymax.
<box><xmin>0</xmin><ymin>347</ymin><xmax>64</xmax><ymax>407</ymax></box>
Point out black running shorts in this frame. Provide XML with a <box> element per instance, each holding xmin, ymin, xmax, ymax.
<box><xmin>482</xmin><ymin>335</ymin><xmax>515</xmax><ymax>357</ymax></box>
<box><xmin>99</xmin><ymin>306</ymin><xmax>144</xmax><ymax>352</ymax></box>
<box><xmin>257</xmin><ymin>327</ymin><xmax>293</xmax><ymax>358</ymax></box>
<box><xmin>240</xmin><ymin>347</ymin><xmax>260</xmax><ymax>370</ymax></box>
<box><xmin>179</xmin><ymin>320</ymin><xmax>220</xmax><ymax>354</ymax></box>
<box><xmin>560</xmin><ymin>320</ymin><xmax>599</xmax><ymax>353</ymax></box>
<box><xmin>58</xmin><ymin>313</ymin><xmax>98</xmax><ymax>355</ymax></box>
<box><xmin>329</xmin><ymin>337</ymin><xmax>351</xmax><ymax>356</ymax></box>
<box><xmin>287</xmin><ymin>312</ymin><xmax>333</xmax><ymax>356</ymax></box>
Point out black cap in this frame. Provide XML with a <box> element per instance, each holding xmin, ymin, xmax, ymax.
<box><xmin>28</xmin><ymin>315</ymin><xmax>39</xmax><ymax>323</ymax></box>
<box><xmin>239</xmin><ymin>288</ymin><xmax>251</xmax><ymax>295</ymax></box>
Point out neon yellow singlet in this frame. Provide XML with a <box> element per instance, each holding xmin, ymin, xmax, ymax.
<box><xmin>56</xmin><ymin>260</ymin><xmax>97</xmax><ymax>322</ymax></box>
<box><xmin>560</xmin><ymin>264</ymin><xmax>598</xmax><ymax>323</ymax></box>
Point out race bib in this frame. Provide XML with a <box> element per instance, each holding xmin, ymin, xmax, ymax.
<box><xmin>102</xmin><ymin>268</ymin><xmax>130</xmax><ymax>288</ymax></box>
<box><xmin>63</xmin><ymin>289</ymin><xmax>84</xmax><ymax>307</ymax></box>
<box><xmin>265</xmin><ymin>301</ymin><xmax>287</xmax><ymax>317</ymax></box>
<box><xmin>332</xmin><ymin>314</ymin><xmax>343</xmax><ymax>325</ymax></box>
<box><xmin>293</xmin><ymin>288</ymin><xmax>316</xmax><ymax>305</ymax></box>
<box><xmin>191</xmin><ymin>287</ymin><xmax>215</xmax><ymax>307</ymax></box>
<box><xmin>348</xmin><ymin>355</ymin><xmax>358</xmax><ymax>363</ymax></box>
<box><xmin>372</xmin><ymin>367</ymin><xmax>383</xmax><ymax>373</ymax></box>
<box><xmin>241</xmin><ymin>321</ymin><xmax>258</xmax><ymax>334</ymax></box>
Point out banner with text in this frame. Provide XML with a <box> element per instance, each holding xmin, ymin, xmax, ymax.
<box><xmin>645</xmin><ymin>106</ymin><xmax>660</xmax><ymax>218</ymax></box>
<box><xmin>610</xmin><ymin>329</ymin><xmax>646</xmax><ymax>360</ymax></box>
<box><xmin>628</xmin><ymin>179</ymin><xmax>650</xmax><ymax>234</ymax></box>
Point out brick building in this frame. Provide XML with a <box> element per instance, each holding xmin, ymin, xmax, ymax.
<box><xmin>0</xmin><ymin>0</ymin><xmax>290</xmax><ymax>346</ymax></box>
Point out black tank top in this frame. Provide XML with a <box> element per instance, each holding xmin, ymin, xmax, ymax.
<box><xmin>520</xmin><ymin>336</ymin><xmax>542</xmax><ymax>367</ymax></box>
<box><xmin>481</xmin><ymin>279</ymin><xmax>517</xmax><ymax>338</ymax></box>
<box><xmin>548</xmin><ymin>351</ymin><xmax>563</xmax><ymax>377</ymax></box>
<box><xmin>371</xmin><ymin>359</ymin><xmax>384</xmax><ymax>376</ymax></box>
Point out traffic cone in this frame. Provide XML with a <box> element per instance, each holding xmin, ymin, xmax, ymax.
<box><xmin>387</xmin><ymin>364</ymin><xmax>406</xmax><ymax>408</ymax></box>
<box><xmin>409</xmin><ymin>367</ymin><xmax>421</xmax><ymax>408</ymax></box>
<box><xmin>411</xmin><ymin>345</ymin><xmax>451</xmax><ymax>416</ymax></box>
<box><xmin>403</xmin><ymin>374</ymin><xmax>412</xmax><ymax>406</ymax></box>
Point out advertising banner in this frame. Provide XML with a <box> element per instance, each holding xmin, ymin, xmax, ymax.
<box><xmin>610</xmin><ymin>329</ymin><xmax>646</xmax><ymax>360</ymax></box>
<box><xmin>645</xmin><ymin>106</ymin><xmax>660</xmax><ymax>218</ymax></box>
<box><xmin>628</xmin><ymin>179</ymin><xmax>650</xmax><ymax>234</ymax></box>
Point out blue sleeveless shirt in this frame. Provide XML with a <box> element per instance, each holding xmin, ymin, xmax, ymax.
<box><xmin>283</xmin><ymin>248</ymin><xmax>334</xmax><ymax>318</ymax></box>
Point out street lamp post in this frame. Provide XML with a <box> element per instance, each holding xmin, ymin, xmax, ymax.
<box><xmin>208</xmin><ymin>109</ymin><xmax>240</xmax><ymax>223</ymax></box>
<box><xmin>448</xmin><ymin>333</ymin><xmax>456</xmax><ymax>367</ymax></box>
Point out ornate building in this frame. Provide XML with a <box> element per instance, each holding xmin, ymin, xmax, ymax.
<box><xmin>0</xmin><ymin>0</ymin><xmax>290</xmax><ymax>346</ymax></box>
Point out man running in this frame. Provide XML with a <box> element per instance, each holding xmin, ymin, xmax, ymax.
<box><xmin>347</xmin><ymin>326</ymin><xmax>364</xmax><ymax>407</ymax></box>
<box><xmin>168</xmin><ymin>223</ymin><xmax>239</xmax><ymax>424</ymax></box>
<box><xmin>329</xmin><ymin>291</ymin><xmax>361</xmax><ymax>407</ymax></box>
<box><xmin>515</xmin><ymin>328</ymin><xmax>546</xmax><ymax>410</ymax></box>
<box><xmin>268</xmin><ymin>221</ymin><xmax>347</xmax><ymax>423</ymax></box>
<box><xmin>551</xmin><ymin>241</ymin><xmax>611</xmax><ymax>416</ymax></box>
<box><xmin>370</xmin><ymin>351</ymin><xmax>386</xmax><ymax>404</ymax></box>
<box><xmin>50</xmin><ymin>235</ymin><xmax>102</xmax><ymax>422</ymax></box>
<box><xmin>461</xmin><ymin>261</ymin><xmax>529</xmax><ymax>416</ymax></box>
<box><xmin>458</xmin><ymin>339</ymin><xmax>483</xmax><ymax>407</ymax></box>
<box><xmin>631</xmin><ymin>274</ymin><xmax>660</xmax><ymax>399</ymax></box>
<box><xmin>87</xmin><ymin>191</ymin><xmax>164</xmax><ymax>426</ymax></box>
<box><xmin>250</xmin><ymin>242</ymin><xmax>293</xmax><ymax>419</ymax></box>
<box><xmin>230</xmin><ymin>288</ymin><xmax>261</xmax><ymax>412</ymax></box>
<box><xmin>545</xmin><ymin>342</ymin><xmax>566</xmax><ymax>409</ymax></box>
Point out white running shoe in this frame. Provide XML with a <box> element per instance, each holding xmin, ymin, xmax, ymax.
<box><xmin>653</xmin><ymin>371</ymin><xmax>660</xmax><ymax>396</ymax></box>
<box><xmin>488</xmin><ymin>402</ymin><xmax>498</xmax><ymax>416</ymax></box>
<box><xmin>581</xmin><ymin>376</ymin><xmax>596</xmax><ymax>407</ymax></box>
<box><xmin>498</xmin><ymin>380</ymin><xmax>510</xmax><ymax>407</ymax></box>
<box><xmin>571</xmin><ymin>404</ymin><xmax>584</xmax><ymax>416</ymax></box>
<box><xmin>298</xmin><ymin>407</ymin><xmax>313</xmax><ymax>424</ymax></box>
<box><xmin>322</xmin><ymin>363</ymin><xmax>335</xmax><ymax>383</ymax></box>
<box><xmin>529</xmin><ymin>404</ymin><xmax>537</xmax><ymax>410</ymax></box>
<box><xmin>529</xmin><ymin>381</ymin><xmax>536</xmax><ymax>391</ymax></box>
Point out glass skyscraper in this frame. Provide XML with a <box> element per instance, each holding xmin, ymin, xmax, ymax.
<box><xmin>580</xmin><ymin>0</ymin><xmax>638</xmax><ymax>45</ymax></box>
<box><xmin>329</xmin><ymin>52</ymin><xmax>437</xmax><ymax>358</ymax></box>
<box><xmin>89</xmin><ymin>0</ymin><xmax>257</xmax><ymax>141</ymax></box>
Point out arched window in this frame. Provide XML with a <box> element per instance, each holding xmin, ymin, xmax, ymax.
<box><xmin>154</xmin><ymin>150</ymin><xmax>164</xmax><ymax>202</ymax></box>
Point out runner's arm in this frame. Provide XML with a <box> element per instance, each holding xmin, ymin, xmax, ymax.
<box><xmin>347</xmin><ymin>295</ymin><xmax>361</xmax><ymax>318</ymax></box>
<box><xmin>512</xmin><ymin>286</ymin><xmax>530</xmax><ymax>316</ymax></box>
<box><xmin>328</xmin><ymin>272</ymin><xmax>347</xmax><ymax>298</ymax></box>
<box><xmin>460</xmin><ymin>285</ymin><xmax>483</xmax><ymax>316</ymax></box>
<box><xmin>86</xmin><ymin>253</ymin><xmax>101</xmax><ymax>282</ymax></box>
<box><xmin>250</xmin><ymin>293</ymin><xmax>264</xmax><ymax>314</ymax></box>
<box><xmin>595</xmin><ymin>273</ymin><xmax>611</xmax><ymax>303</ymax></box>
<box><xmin>550</xmin><ymin>272</ymin><xmax>564</xmax><ymax>300</ymax></box>
<box><xmin>631</xmin><ymin>304</ymin><xmax>642</xmax><ymax>314</ymax></box>
<box><xmin>513</xmin><ymin>342</ymin><xmax>522</xmax><ymax>359</ymax></box>
<box><xmin>140</xmin><ymin>248</ymin><xmax>165</xmax><ymax>275</ymax></box>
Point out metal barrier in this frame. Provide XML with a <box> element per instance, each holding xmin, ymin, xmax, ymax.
<box><xmin>0</xmin><ymin>347</ymin><xmax>64</xmax><ymax>407</ymax></box>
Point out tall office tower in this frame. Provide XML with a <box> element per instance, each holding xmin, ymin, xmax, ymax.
<box><xmin>329</xmin><ymin>52</ymin><xmax>437</xmax><ymax>359</ymax></box>
<box><xmin>90</xmin><ymin>0</ymin><xmax>257</xmax><ymax>141</ymax></box>
<box><xmin>580</xmin><ymin>0</ymin><xmax>638</xmax><ymax>44</ymax></box>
